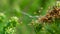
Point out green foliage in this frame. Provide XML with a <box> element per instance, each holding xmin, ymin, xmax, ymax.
<box><xmin>0</xmin><ymin>0</ymin><xmax>60</xmax><ymax>34</ymax></box>
<box><xmin>3</xmin><ymin>16</ymin><xmax>19</xmax><ymax>34</ymax></box>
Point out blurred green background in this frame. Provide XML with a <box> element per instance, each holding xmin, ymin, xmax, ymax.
<box><xmin>0</xmin><ymin>0</ymin><xmax>58</xmax><ymax>34</ymax></box>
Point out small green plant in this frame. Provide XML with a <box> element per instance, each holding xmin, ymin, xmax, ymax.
<box><xmin>3</xmin><ymin>16</ymin><xmax>19</xmax><ymax>34</ymax></box>
<box><xmin>0</xmin><ymin>13</ymin><xmax>6</xmax><ymax>34</ymax></box>
<box><xmin>0</xmin><ymin>13</ymin><xmax>19</xmax><ymax>34</ymax></box>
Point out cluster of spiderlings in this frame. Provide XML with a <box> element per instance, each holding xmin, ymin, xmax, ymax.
<box><xmin>38</xmin><ymin>6</ymin><xmax>60</xmax><ymax>23</ymax></box>
<box><xmin>3</xmin><ymin>16</ymin><xmax>19</xmax><ymax>34</ymax></box>
<box><xmin>0</xmin><ymin>13</ymin><xmax>5</xmax><ymax>22</ymax></box>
